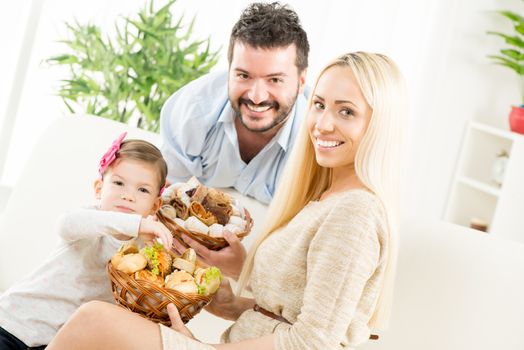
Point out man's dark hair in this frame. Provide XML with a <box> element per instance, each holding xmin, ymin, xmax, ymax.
<box><xmin>227</xmin><ymin>2</ymin><xmax>309</xmax><ymax>72</ymax></box>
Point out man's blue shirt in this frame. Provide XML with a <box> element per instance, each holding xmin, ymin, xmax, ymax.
<box><xmin>159</xmin><ymin>70</ymin><xmax>309</xmax><ymax>204</ymax></box>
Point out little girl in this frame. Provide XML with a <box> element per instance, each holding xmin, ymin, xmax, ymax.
<box><xmin>0</xmin><ymin>132</ymin><xmax>173</xmax><ymax>349</ymax></box>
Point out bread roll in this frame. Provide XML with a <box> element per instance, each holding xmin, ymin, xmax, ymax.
<box><xmin>181</xmin><ymin>248</ymin><xmax>197</xmax><ymax>264</ymax></box>
<box><xmin>172</xmin><ymin>257</ymin><xmax>196</xmax><ymax>274</ymax></box>
<box><xmin>184</xmin><ymin>216</ymin><xmax>209</xmax><ymax>234</ymax></box>
<box><xmin>171</xmin><ymin>281</ymin><xmax>199</xmax><ymax>294</ymax></box>
<box><xmin>165</xmin><ymin>270</ymin><xmax>193</xmax><ymax>286</ymax></box>
<box><xmin>115</xmin><ymin>253</ymin><xmax>147</xmax><ymax>274</ymax></box>
<box><xmin>194</xmin><ymin>267</ymin><xmax>222</xmax><ymax>296</ymax></box>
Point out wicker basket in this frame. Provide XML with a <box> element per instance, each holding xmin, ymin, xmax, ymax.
<box><xmin>157</xmin><ymin>209</ymin><xmax>253</xmax><ymax>251</ymax></box>
<box><xmin>107</xmin><ymin>262</ymin><xmax>211</xmax><ymax>325</ymax></box>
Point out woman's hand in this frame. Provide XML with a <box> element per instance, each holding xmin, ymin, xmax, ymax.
<box><xmin>205</xmin><ymin>278</ymin><xmax>254</xmax><ymax>321</ymax></box>
<box><xmin>139</xmin><ymin>216</ymin><xmax>173</xmax><ymax>249</ymax></box>
<box><xmin>167</xmin><ymin>303</ymin><xmax>196</xmax><ymax>340</ymax></box>
<box><xmin>173</xmin><ymin>231</ymin><xmax>246</xmax><ymax>279</ymax></box>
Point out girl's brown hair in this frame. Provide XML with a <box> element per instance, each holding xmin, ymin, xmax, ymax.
<box><xmin>111</xmin><ymin>139</ymin><xmax>168</xmax><ymax>192</ymax></box>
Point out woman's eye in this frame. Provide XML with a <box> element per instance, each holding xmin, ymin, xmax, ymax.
<box><xmin>314</xmin><ymin>102</ymin><xmax>324</xmax><ymax>110</ymax></box>
<box><xmin>340</xmin><ymin>108</ymin><xmax>354</xmax><ymax>117</ymax></box>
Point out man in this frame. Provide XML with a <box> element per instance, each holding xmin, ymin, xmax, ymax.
<box><xmin>160</xmin><ymin>2</ymin><xmax>309</xmax><ymax>278</ymax></box>
<box><xmin>160</xmin><ymin>2</ymin><xmax>309</xmax><ymax>205</ymax></box>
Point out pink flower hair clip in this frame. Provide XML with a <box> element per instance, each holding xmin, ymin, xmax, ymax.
<box><xmin>98</xmin><ymin>132</ymin><xmax>127</xmax><ymax>178</ymax></box>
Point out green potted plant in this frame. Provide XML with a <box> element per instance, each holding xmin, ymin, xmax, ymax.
<box><xmin>47</xmin><ymin>0</ymin><xmax>219</xmax><ymax>132</ymax></box>
<box><xmin>487</xmin><ymin>4</ymin><xmax>524</xmax><ymax>134</ymax></box>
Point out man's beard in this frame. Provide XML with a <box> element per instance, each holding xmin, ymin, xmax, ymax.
<box><xmin>231</xmin><ymin>86</ymin><xmax>300</xmax><ymax>133</ymax></box>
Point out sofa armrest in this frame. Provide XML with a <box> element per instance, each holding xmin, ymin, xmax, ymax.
<box><xmin>0</xmin><ymin>115</ymin><xmax>160</xmax><ymax>290</ymax></box>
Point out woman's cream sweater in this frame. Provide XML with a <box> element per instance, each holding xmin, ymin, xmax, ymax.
<box><xmin>223</xmin><ymin>189</ymin><xmax>388</xmax><ymax>349</ymax></box>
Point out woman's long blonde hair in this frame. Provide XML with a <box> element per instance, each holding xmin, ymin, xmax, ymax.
<box><xmin>237</xmin><ymin>52</ymin><xmax>407</xmax><ymax>329</ymax></box>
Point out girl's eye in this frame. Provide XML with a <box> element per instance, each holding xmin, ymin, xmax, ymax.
<box><xmin>138</xmin><ymin>188</ymin><xmax>151</xmax><ymax>194</ymax></box>
<box><xmin>314</xmin><ymin>101</ymin><xmax>324</xmax><ymax>110</ymax></box>
<box><xmin>113</xmin><ymin>180</ymin><xmax>124</xmax><ymax>186</ymax></box>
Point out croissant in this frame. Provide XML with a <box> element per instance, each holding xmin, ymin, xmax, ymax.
<box><xmin>189</xmin><ymin>201</ymin><xmax>217</xmax><ymax>226</ymax></box>
<box><xmin>190</xmin><ymin>185</ymin><xmax>208</xmax><ymax>203</ymax></box>
<box><xmin>202</xmin><ymin>188</ymin><xmax>232</xmax><ymax>225</ymax></box>
<box><xmin>171</xmin><ymin>196</ymin><xmax>189</xmax><ymax>220</ymax></box>
<box><xmin>160</xmin><ymin>204</ymin><xmax>177</xmax><ymax>219</ymax></box>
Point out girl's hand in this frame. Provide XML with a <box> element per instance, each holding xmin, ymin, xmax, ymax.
<box><xmin>167</xmin><ymin>303</ymin><xmax>196</xmax><ymax>340</ymax></box>
<box><xmin>138</xmin><ymin>216</ymin><xmax>173</xmax><ymax>249</ymax></box>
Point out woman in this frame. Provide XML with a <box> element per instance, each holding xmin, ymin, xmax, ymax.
<box><xmin>47</xmin><ymin>51</ymin><xmax>406</xmax><ymax>350</ymax></box>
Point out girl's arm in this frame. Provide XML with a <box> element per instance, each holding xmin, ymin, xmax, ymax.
<box><xmin>57</xmin><ymin>208</ymin><xmax>173</xmax><ymax>248</ymax></box>
<box><xmin>56</xmin><ymin>208</ymin><xmax>141</xmax><ymax>242</ymax></box>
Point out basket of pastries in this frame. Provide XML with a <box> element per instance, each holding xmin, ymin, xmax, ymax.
<box><xmin>107</xmin><ymin>242</ymin><xmax>222</xmax><ymax>325</ymax></box>
<box><xmin>156</xmin><ymin>177</ymin><xmax>253</xmax><ymax>250</ymax></box>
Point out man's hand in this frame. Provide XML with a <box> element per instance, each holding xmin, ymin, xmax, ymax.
<box><xmin>173</xmin><ymin>230</ymin><xmax>246</xmax><ymax>279</ymax></box>
<box><xmin>138</xmin><ymin>216</ymin><xmax>173</xmax><ymax>249</ymax></box>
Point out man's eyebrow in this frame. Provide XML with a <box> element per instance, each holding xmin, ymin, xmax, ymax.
<box><xmin>266</xmin><ymin>72</ymin><xmax>287</xmax><ymax>78</ymax></box>
<box><xmin>232</xmin><ymin>68</ymin><xmax>287</xmax><ymax>77</ymax></box>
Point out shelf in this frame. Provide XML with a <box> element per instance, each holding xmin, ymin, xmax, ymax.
<box><xmin>457</xmin><ymin>176</ymin><xmax>501</xmax><ymax>197</ymax></box>
<box><xmin>444</xmin><ymin>120</ymin><xmax>524</xmax><ymax>242</ymax></box>
<box><xmin>469</xmin><ymin>121</ymin><xmax>514</xmax><ymax>140</ymax></box>
<box><xmin>445</xmin><ymin>183</ymin><xmax>497</xmax><ymax>230</ymax></box>
<box><xmin>459</xmin><ymin>126</ymin><xmax>513</xmax><ymax>186</ymax></box>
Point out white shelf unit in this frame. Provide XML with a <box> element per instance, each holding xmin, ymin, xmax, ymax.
<box><xmin>443</xmin><ymin>121</ymin><xmax>524</xmax><ymax>243</ymax></box>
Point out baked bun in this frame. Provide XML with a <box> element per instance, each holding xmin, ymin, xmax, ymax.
<box><xmin>170</xmin><ymin>280</ymin><xmax>199</xmax><ymax>294</ymax></box>
<box><xmin>172</xmin><ymin>257</ymin><xmax>196</xmax><ymax>274</ymax></box>
<box><xmin>194</xmin><ymin>267</ymin><xmax>222</xmax><ymax>296</ymax></box>
<box><xmin>165</xmin><ymin>270</ymin><xmax>193</xmax><ymax>287</ymax></box>
<box><xmin>181</xmin><ymin>248</ymin><xmax>197</xmax><ymax>264</ymax></box>
<box><xmin>115</xmin><ymin>253</ymin><xmax>147</xmax><ymax>274</ymax></box>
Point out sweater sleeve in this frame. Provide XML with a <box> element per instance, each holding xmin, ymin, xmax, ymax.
<box><xmin>275</xmin><ymin>195</ymin><xmax>383</xmax><ymax>350</ymax></box>
<box><xmin>56</xmin><ymin>208</ymin><xmax>141</xmax><ymax>242</ymax></box>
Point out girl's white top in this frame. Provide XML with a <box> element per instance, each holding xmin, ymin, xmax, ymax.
<box><xmin>0</xmin><ymin>207</ymin><xmax>141</xmax><ymax>347</ymax></box>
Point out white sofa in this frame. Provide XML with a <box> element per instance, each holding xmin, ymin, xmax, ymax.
<box><xmin>1</xmin><ymin>115</ymin><xmax>523</xmax><ymax>349</ymax></box>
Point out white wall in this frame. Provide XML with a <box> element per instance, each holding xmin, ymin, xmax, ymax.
<box><xmin>0</xmin><ymin>0</ymin><xmax>521</xmax><ymax>220</ymax></box>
